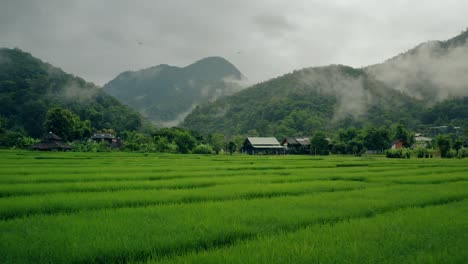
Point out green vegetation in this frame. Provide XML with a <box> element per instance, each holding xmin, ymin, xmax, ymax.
<box><xmin>156</xmin><ymin>200</ymin><xmax>468</xmax><ymax>264</ymax></box>
<box><xmin>0</xmin><ymin>150</ymin><xmax>467</xmax><ymax>263</ymax></box>
<box><xmin>0</xmin><ymin>48</ymin><xmax>148</xmax><ymax>143</ymax></box>
<box><xmin>183</xmin><ymin>65</ymin><xmax>425</xmax><ymax>137</ymax></box>
<box><xmin>183</xmin><ymin>30</ymin><xmax>468</xmax><ymax>137</ymax></box>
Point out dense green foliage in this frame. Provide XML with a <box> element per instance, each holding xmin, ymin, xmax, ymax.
<box><xmin>182</xmin><ymin>65</ymin><xmax>426</xmax><ymax>137</ymax></box>
<box><xmin>310</xmin><ymin>131</ymin><xmax>329</xmax><ymax>155</ymax></box>
<box><xmin>44</xmin><ymin>107</ymin><xmax>92</xmax><ymax>141</ymax></box>
<box><xmin>421</xmin><ymin>97</ymin><xmax>468</xmax><ymax>128</ymax></box>
<box><xmin>183</xmin><ymin>30</ymin><xmax>468</xmax><ymax>137</ymax></box>
<box><xmin>0</xmin><ymin>151</ymin><xmax>467</xmax><ymax>263</ymax></box>
<box><xmin>0</xmin><ymin>48</ymin><xmax>147</xmax><ymax>140</ymax></box>
<box><xmin>103</xmin><ymin>57</ymin><xmax>245</xmax><ymax>125</ymax></box>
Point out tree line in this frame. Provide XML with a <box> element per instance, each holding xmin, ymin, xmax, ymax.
<box><xmin>1</xmin><ymin>106</ymin><xmax>466</xmax><ymax>159</ymax></box>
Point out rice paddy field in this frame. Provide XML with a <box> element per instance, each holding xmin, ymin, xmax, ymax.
<box><xmin>0</xmin><ymin>150</ymin><xmax>467</xmax><ymax>263</ymax></box>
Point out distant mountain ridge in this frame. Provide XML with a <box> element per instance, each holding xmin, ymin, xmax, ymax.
<box><xmin>182</xmin><ymin>29</ymin><xmax>468</xmax><ymax>137</ymax></box>
<box><xmin>103</xmin><ymin>56</ymin><xmax>246</xmax><ymax>126</ymax></box>
<box><xmin>367</xmin><ymin>29</ymin><xmax>468</xmax><ymax>102</ymax></box>
<box><xmin>0</xmin><ymin>48</ymin><xmax>147</xmax><ymax>138</ymax></box>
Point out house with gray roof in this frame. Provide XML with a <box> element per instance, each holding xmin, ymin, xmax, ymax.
<box><xmin>413</xmin><ymin>133</ymin><xmax>432</xmax><ymax>148</ymax></box>
<box><xmin>281</xmin><ymin>137</ymin><xmax>310</xmax><ymax>154</ymax></box>
<box><xmin>242</xmin><ymin>137</ymin><xmax>285</xmax><ymax>155</ymax></box>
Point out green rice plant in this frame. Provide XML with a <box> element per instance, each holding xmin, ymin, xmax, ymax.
<box><xmin>153</xmin><ymin>199</ymin><xmax>468</xmax><ymax>264</ymax></box>
<box><xmin>0</xmin><ymin>180</ymin><xmax>368</xmax><ymax>220</ymax></box>
<box><xmin>0</xmin><ymin>150</ymin><xmax>467</xmax><ymax>263</ymax></box>
<box><xmin>0</xmin><ymin>183</ymin><xmax>466</xmax><ymax>263</ymax></box>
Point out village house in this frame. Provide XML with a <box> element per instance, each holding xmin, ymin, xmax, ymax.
<box><xmin>281</xmin><ymin>137</ymin><xmax>310</xmax><ymax>154</ymax></box>
<box><xmin>413</xmin><ymin>133</ymin><xmax>432</xmax><ymax>148</ymax></box>
<box><xmin>242</xmin><ymin>137</ymin><xmax>285</xmax><ymax>155</ymax></box>
<box><xmin>31</xmin><ymin>132</ymin><xmax>72</xmax><ymax>151</ymax></box>
<box><xmin>91</xmin><ymin>133</ymin><xmax>115</xmax><ymax>143</ymax></box>
<box><xmin>391</xmin><ymin>139</ymin><xmax>405</xmax><ymax>149</ymax></box>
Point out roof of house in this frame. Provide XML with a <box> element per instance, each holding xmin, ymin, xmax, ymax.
<box><xmin>43</xmin><ymin>132</ymin><xmax>62</xmax><ymax>141</ymax></box>
<box><xmin>283</xmin><ymin>137</ymin><xmax>310</xmax><ymax>146</ymax></box>
<box><xmin>91</xmin><ymin>133</ymin><xmax>115</xmax><ymax>139</ymax></box>
<box><xmin>391</xmin><ymin>139</ymin><xmax>405</xmax><ymax>145</ymax></box>
<box><xmin>246</xmin><ymin>137</ymin><xmax>283</xmax><ymax>148</ymax></box>
<box><xmin>415</xmin><ymin>136</ymin><xmax>432</xmax><ymax>142</ymax></box>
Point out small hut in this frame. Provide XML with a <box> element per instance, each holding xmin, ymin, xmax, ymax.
<box><xmin>91</xmin><ymin>133</ymin><xmax>115</xmax><ymax>143</ymax></box>
<box><xmin>413</xmin><ymin>134</ymin><xmax>432</xmax><ymax>148</ymax></box>
<box><xmin>391</xmin><ymin>139</ymin><xmax>405</xmax><ymax>149</ymax></box>
<box><xmin>281</xmin><ymin>137</ymin><xmax>310</xmax><ymax>154</ymax></box>
<box><xmin>242</xmin><ymin>137</ymin><xmax>285</xmax><ymax>155</ymax></box>
<box><xmin>31</xmin><ymin>132</ymin><xmax>72</xmax><ymax>151</ymax></box>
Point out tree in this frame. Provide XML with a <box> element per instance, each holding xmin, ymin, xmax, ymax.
<box><xmin>208</xmin><ymin>133</ymin><xmax>225</xmax><ymax>154</ymax></box>
<box><xmin>120</xmin><ymin>131</ymin><xmax>155</xmax><ymax>152</ymax></box>
<box><xmin>192</xmin><ymin>144</ymin><xmax>214</xmax><ymax>154</ymax></box>
<box><xmin>310</xmin><ymin>131</ymin><xmax>329</xmax><ymax>155</ymax></box>
<box><xmin>392</xmin><ymin>123</ymin><xmax>414</xmax><ymax>147</ymax></box>
<box><xmin>227</xmin><ymin>141</ymin><xmax>237</xmax><ymax>155</ymax></box>
<box><xmin>173</xmin><ymin>131</ymin><xmax>196</xmax><ymax>154</ymax></box>
<box><xmin>44</xmin><ymin>107</ymin><xmax>81</xmax><ymax>141</ymax></box>
<box><xmin>362</xmin><ymin>126</ymin><xmax>390</xmax><ymax>151</ymax></box>
<box><xmin>435</xmin><ymin>134</ymin><xmax>452</xmax><ymax>158</ymax></box>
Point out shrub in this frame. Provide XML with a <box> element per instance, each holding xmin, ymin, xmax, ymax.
<box><xmin>385</xmin><ymin>148</ymin><xmax>411</xmax><ymax>159</ymax></box>
<box><xmin>385</xmin><ymin>149</ymin><xmax>403</xmax><ymax>158</ymax></box>
<box><xmin>444</xmin><ymin>149</ymin><xmax>458</xmax><ymax>159</ymax></box>
<box><xmin>457</xmin><ymin>148</ymin><xmax>468</xmax><ymax>159</ymax></box>
<box><xmin>192</xmin><ymin>144</ymin><xmax>214</xmax><ymax>154</ymax></box>
<box><xmin>412</xmin><ymin>147</ymin><xmax>433</xmax><ymax>158</ymax></box>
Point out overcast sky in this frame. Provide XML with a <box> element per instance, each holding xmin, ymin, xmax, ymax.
<box><xmin>1</xmin><ymin>0</ymin><xmax>467</xmax><ymax>85</ymax></box>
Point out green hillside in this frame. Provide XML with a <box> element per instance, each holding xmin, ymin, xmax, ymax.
<box><xmin>103</xmin><ymin>56</ymin><xmax>246</xmax><ymax>126</ymax></box>
<box><xmin>367</xmin><ymin>29</ymin><xmax>468</xmax><ymax>102</ymax></box>
<box><xmin>183</xmin><ymin>30</ymin><xmax>468</xmax><ymax>137</ymax></box>
<box><xmin>0</xmin><ymin>48</ymin><xmax>147</xmax><ymax>138</ymax></box>
<box><xmin>183</xmin><ymin>65</ymin><xmax>424</xmax><ymax>138</ymax></box>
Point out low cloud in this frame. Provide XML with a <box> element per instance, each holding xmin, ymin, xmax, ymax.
<box><xmin>298</xmin><ymin>66</ymin><xmax>372</xmax><ymax>121</ymax></box>
<box><xmin>159</xmin><ymin>104</ymin><xmax>197</xmax><ymax>127</ymax></box>
<box><xmin>252</xmin><ymin>14</ymin><xmax>297</xmax><ymax>38</ymax></box>
<box><xmin>367</xmin><ymin>39</ymin><xmax>468</xmax><ymax>101</ymax></box>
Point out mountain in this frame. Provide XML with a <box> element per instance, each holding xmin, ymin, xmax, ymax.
<box><xmin>183</xmin><ymin>30</ymin><xmax>468</xmax><ymax>137</ymax></box>
<box><xmin>0</xmin><ymin>48</ymin><xmax>148</xmax><ymax>138</ymax></box>
<box><xmin>183</xmin><ymin>65</ymin><xmax>424</xmax><ymax>138</ymax></box>
<box><xmin>103</xmin><ymin>56</ymin><xmax>246</xmax><ymax>126</ymax></box>
<box><xmin>367</xmin><ymin>29</ymin><xmax>468</xmax><ymax>102</ymax></box>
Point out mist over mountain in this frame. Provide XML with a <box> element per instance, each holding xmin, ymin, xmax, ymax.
<box><xmin>103</xmin><ymin>57</ymin><xmax>247</xmax><ymax>126</ymax></box>
<box><xmin>0</xmin><ymin>48</ymin><xmax>147</xmax><ymax>138</ymax></box>
<box><xmin>367</xmin><ymin>29</ymin><xmax>468</xmax><ymax>102</ymax></box>
<box><xmin>182</xmin><ymin>30</ymin><xmax>468</xmax><ymax>137</ymax></box>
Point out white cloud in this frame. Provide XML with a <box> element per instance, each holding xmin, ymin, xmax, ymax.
<box><xmin>0</xmin><ymin>0</ymin><xmax>467</xmax><ymax>85</ymax></box>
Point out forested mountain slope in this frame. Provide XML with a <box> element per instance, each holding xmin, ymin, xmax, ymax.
<box><xmin>367</xmin><ymin>29</ymin><xmax>468</xmax><ymax>102</ymax></box>
<box><xmin>183</xmin><ymin>30</ymin><xmax>468</xmax><ymax>137</ymax></box>
<box><xmin>183</xmin><ymin>65</ymin><xmax>424</xmax><ymax>138</ymax></box>
<box><xmin>0</xmin><ymin>48</ymin><xmax>147</xmax><ymax>138</ymax></box>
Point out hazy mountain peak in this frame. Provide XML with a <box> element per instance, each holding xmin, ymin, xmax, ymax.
<box><xmin>366</xmin><ymin>29</ymin><xmax>468</xmax><ymax>102</ymax></box>
<box><xmin>103</xmin><ymin>57</ymin><xmax>246</xmax><ymax>126</ymax></box>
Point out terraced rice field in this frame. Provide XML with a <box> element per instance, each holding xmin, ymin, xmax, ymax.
<box><xmin>0</xmin><ymin>150</ymin><xmax>467</xmax><ymax>263</ymax></box>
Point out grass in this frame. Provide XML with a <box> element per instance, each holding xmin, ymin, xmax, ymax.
<box><xmin>0</xmin><ymin>150</ymin><xmax>467</xmax><ymax>263</ymax></box>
